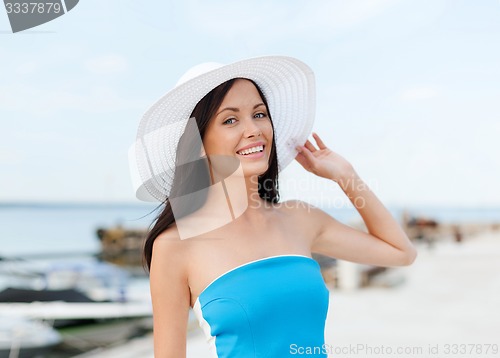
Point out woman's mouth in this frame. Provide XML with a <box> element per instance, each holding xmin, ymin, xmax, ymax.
<box><xmin>236</xmin><ymin>145</ymin><xmax>265</xmax><ymax>159</ymax></box>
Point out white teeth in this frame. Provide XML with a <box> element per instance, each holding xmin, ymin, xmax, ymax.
<box><xmin>237</xmin><ymin>145</ymin><xmax>264</xmax><ymax>155</ymax></box>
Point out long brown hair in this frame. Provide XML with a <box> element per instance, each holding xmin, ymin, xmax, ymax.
<box><xmin>143</xmin><ymin>78</ymin><xmax>280</xmax><ymax>271</ymax></box>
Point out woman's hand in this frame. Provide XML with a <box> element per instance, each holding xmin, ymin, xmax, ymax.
<box><xmin>295</xmin><ymin>132</ymin><xmax>355</xmax><ymax>184</ymax></box>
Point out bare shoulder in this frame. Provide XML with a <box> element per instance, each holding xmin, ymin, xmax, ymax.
<box><xmin>155</xmin><ymin>222</ymin><xmax>182</xmax><ymax>242</ymax></box>
<box><xmin>150</xmin><ymin>223</ymin><xmax>192</xmax><ymax>286</ymax></box>
<box><xmin>152</xmin><ymin>223</ymin><xmax>189</xmax><ymax>268</ymax></box>
<box><xmin>275</xmin><ymin>199</ymin><xmax>324</xmax><ymax>239</ymax></box>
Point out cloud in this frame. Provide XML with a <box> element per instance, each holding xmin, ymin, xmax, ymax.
<box><xmin>399</xmin><ymin>86</ymin><xmax>440</xmax><ymax>101</ymax></box>
<box><xmin>321</xmin><ymin>0</ymin><xmax>400</xmax><ymax>30</ymax></box>
<box><xmin>84</xmin><ymin>54</ymin><xmax>129</xmax><ymax>74</ymax></box>
<box><xmin>185</xmin><ymin>0</ymin><xmax>400</xmax><ymax>39</ymax></box>
<box><xmin>0</xmin><ymin>148</ymin><xmax>23</xmax><ymax>164</ymax></box>
<box><xmin>14</xmin><ymin>61</ymin><xmax>39</xmax><ymax>75</ymax></box>
<box><xmin>0</xmin><ymin>83</ymin><xmax>148</xmax><ymax>116</ymax></box>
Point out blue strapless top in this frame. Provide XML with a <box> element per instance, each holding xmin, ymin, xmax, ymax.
<box><xmin>192</xmin><ymin>255</ymin><xmax>330</xmax><ymax>357</ymax></box>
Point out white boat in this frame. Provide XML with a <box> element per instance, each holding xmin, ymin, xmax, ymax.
<box><xmin>0</xmin><ymin>259</ymin><xmax>130</xmax><ymax>303</ymax></box>
<box><xmin>0</xmin><ymin>258</ymin><xmax>151</xmax><ymax>327</ymax></box>
<box><xmin>0</xmin><ymin>316</ymin><xmax>61</xmax><ymax>358</ymax></box>
<box><xmin>0</xmin><ymin>301</ymin><xmax>151</xmax><ymax>321</ymax></box>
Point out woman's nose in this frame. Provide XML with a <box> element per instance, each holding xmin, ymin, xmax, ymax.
<box><xmin>242</xmin><ymin>118</ymin><xmax>262</xmax><ymax>137</ymax></box>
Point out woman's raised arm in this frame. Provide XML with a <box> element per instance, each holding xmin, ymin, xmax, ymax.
<box><xmin>295</xmin><ymin>132</ymin><xmax>417</xmax><ymax>266</ymax></box>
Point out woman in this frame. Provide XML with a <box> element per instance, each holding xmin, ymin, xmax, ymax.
<box><xmin>130</xmin><ymin>56</ymin><xmax>417</xmax><ymax>357</ymax></box>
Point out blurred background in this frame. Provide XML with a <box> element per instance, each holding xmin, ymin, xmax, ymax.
<box><xmin>1</xmin><ymin>0</ymin><xmax>499</xmax><ymax>357</ymax></box>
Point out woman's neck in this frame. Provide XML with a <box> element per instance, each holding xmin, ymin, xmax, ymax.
<box><xmin>172</xmin><ymin>173</ymin><xmax>268</xmax><ymax>240</ymax></box>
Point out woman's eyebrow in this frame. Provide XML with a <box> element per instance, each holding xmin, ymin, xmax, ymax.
<box><xmin>216</xmin><ymin>103</ymin><xmax>265</xmax><ymax>117</ymax></box>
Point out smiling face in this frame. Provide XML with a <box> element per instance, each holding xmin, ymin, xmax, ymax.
<box><xmin>202</xmin><ymin>78</ymin><xmax>274</xmax><ymax>177</ymax></box>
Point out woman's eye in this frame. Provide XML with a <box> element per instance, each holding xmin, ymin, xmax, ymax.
<box><xmin>223</xmin><ymin>118</ymin><xmax>236</xmax><ymax>125</ymax></box>
<box><xmin>254</xmin><ymin>112</ymin><xmax>267</xmax><ymax>118</ymax></box>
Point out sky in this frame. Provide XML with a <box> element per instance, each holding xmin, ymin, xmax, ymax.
<box><xmin>0</xmin><ymin>0</ymin><xmax>499</xmax><ymax>208</ymax></box>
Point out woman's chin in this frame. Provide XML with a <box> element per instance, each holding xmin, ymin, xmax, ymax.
<box><xmin>240</xmin><ymin>164</ymin><xmax>269</xmax><ymax>178</ymax></box>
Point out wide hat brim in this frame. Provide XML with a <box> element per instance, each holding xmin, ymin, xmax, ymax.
<box><xmin>129</xmin><ymin>55</ymin><xmax>316</xmax><ymax>202</ymax></box>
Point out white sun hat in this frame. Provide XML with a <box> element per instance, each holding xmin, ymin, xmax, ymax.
<box><xmin>129</xmin><ymin>55</ymin><xmax>316</xmax><ymax>202</ymax></box>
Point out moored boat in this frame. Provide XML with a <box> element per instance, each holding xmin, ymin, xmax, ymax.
<box><xmin>0</xmin><ymin>316</ymin><xmax>61</xmax><ymax>358</ymax></box>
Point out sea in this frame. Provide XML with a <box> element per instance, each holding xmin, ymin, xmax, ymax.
<box><xmin>1</xmin><ymin>202</ymin><xmax>499</xmax><ymax>258</ymax></box>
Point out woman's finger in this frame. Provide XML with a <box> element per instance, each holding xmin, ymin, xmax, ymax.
<box><xmin>312</xmin><ymin>132</ymin><xmax>327</xmax><ymax>150</ymax></box>
<box><xmin>294</xmin><ymin>152</ymin><xmax>309</xmax><ymax>169</ymax></box>
<box><xmin>297</xmin><ymin>145</ymin><xmax>315</xmax><ymax>164</ymax></box>
<box><xmin>304</xmin><ymin>139</ymin><xmax>317</xmax><ymax>152</ymax></box>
